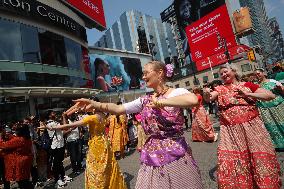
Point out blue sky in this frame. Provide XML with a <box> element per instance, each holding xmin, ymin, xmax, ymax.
<box><xmin>86</xmin><ymin>0</ymin><xmax>284</xmax><ymax>45</ymax></box>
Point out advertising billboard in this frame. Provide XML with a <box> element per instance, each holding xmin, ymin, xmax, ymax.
<box><xmin>185</xmin><ymin>4</ymin><xmax>237</xmax><ymax>63</ymax></box>
<box><xmin>233</xmin><ymin>7</ymin><xmax>254</xmax><ymax>36</ymax></box>
<box><xmin>195</xmin><ymin>44</ymin><xmax>250</xmax><ymax>70</ymax></box>
<box><xmin>174</xmin><ymin>0</ymin><xmax>237</xmax><ymax>71</ymax></box>
<box><xmin>89</xmin><ymin>54</ymin><xmax>146</xmax><ymax>92</ymax></box>
<box><xmin>63</xmin><ymin>0</ymin><xmax>106</xmax><ymax>30</ymax></box>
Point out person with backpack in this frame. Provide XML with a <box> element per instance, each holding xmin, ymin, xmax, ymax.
<box><xmin>35</xmin><ymin>128</ymin><xmax>51</xmax><ymax>186</ymax></box>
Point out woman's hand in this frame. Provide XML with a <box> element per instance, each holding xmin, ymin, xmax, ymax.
<box><xmin>273</xmin><ymin>84</ymin><xmax>284</xmax><ymax>95</ymax></box>
<box><xmin>236</xmin><ymin>88</ymin><xmax>250</xmax><ymax>99</ymax></box>
<box><xmin>68</xmin><ymin>98</ymin><xmax>98</xmax><ymax>115</ymax></box>
<box><xmin>146</xmin><ymin>93</ymin><xmax>163</xmax><ymax>109</ymax></box>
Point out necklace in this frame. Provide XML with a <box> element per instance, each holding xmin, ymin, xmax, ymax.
<box><xmin>155</xmin><ymin>86</ymin><xmax>169</xmax><ymax>97</ymax></box>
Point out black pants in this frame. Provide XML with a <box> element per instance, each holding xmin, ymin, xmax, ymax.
<box><xmin>0</xmin><ymin>157</ymin><xmax>10</xmax><ymax>189</ymax></box>
<box><xmin>17</xmin><ymin>179</ymin><xmax>33</xmax><ymax>189</ymax></box>
<box><xmin>31</xmin><ymin>166</ymin><xmax>38</xmax><ymax>185</ymax></box>
<box><xmin>67</xmin><ymin>140</ymin><xmax>82</xmax><ymax>172</ymax></box>
<box><xmin>50</xmin><ymin>147</ymin><xmax>65</xmax><ymax>181</ymax></box>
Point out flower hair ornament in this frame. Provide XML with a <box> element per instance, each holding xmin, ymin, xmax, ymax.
<box><xmin>165</xmin><ymin>64</ymin><xmax>174</xmax><ymax>78</ymax></box>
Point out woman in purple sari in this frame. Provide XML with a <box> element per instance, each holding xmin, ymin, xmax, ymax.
<box><xmin>72</xmin><ymin>61</ymin><xmax>203</xmax><ymax>189</ymax></box>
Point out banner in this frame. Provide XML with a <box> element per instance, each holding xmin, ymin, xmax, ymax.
<box><xmin>64</xmin><ymin>0</ymin><xmax>106</xmax><ymax>30</ymax></box>
<box><xmin>195</xmin><ymin>45</ymin><xmax>250</xmax><ymax>71</ymax></box>
<box><xmin>233</xmin><ymin>7</ymin><xmax>253</xmax><ymax>35</ymax></box>
<box><xmin>185</xmin><ymin>4</ymin><xmax>237</xmax><ymax>63</ymax></box>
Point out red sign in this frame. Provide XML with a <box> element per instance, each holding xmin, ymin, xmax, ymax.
<box><xmin>195</xmin><ymin>45</ymin><xmax>250</xmax><ymax>71</ymax></box>
<box><xmin>185</xmin><ymin>5</ymin><xmax>237</xmax><ymax>62</ymax></box>
<box><xmin>65</xmin><ymin>0</ymin><xmax>106</xmax><ymax>30</ymax></box>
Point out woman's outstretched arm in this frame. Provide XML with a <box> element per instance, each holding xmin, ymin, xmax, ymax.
<box><xmin>38</xmin><ymin>120</ymin><xmax>85</xmax><ymax>130</ymax></box>
<box><xmin>203</xmin><ymin>88</ymin><xmax>219</xmax><ymax>102</ymax></box>
<box><xmin>147</xmin><ymin>93</ymin><xmax>199</xmax><ymax>109</ymax></box>
<box><xmin>72</xmin><ymin>99</ymin><xmax>126</xmax><ymax>115</ymax></box>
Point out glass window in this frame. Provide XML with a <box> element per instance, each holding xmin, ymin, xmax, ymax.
<box><xmin>21</xmin><ymin>24</ymin><xmax>40</xmax><ymax>63</ymax></box>
<box><xmin>0</xmin><ymin>71</ymin><xmax>18</xmax><ymax>86</ymax></box>
<box><xmin>185</xmin><ymin>81</ymin><xmax>190</xmax><ymax>86</ymax></box>
<box><xmin>0</xmin><ymin>19</ymin><xmax>23</xmax><ymax>61</ymax></box>
<box><xmin>193</xmin><ymin>78</ymin><xmax>200</xmax><ymax>85</ymax></box>
<box><xmin>241</xmin><ymin>63</ymin><xmax>252</xmax><ymax>72</ymax></box>
<box><xmin>213</xmin><ymin>73</ymin><xmax>219</xmax><ymax>79</ymax></box>
<box><xmin>203</xmin><ymin>76</ymin><xmax>208</xmax><ymax>84</ymax></box>
<box><xmin>64</xmin><ymin>38</ymin><xmax>82</xmax><ymax>70</ymax></box>
<box><xmin>38</xmin><ymin>30</ymin><xmax>67</xmax><ymax>67</ymax></box>
<box><xmin>112</xmin><ymin>23</ymin><xmax>122</xmax><ymax>50</ymax></box>
<box><xmin>0</xmin><ymin>71</ymin><xmax>84</xmax><ymax>88</ymax></box>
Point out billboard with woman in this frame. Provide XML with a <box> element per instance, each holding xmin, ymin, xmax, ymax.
<box><xmin>173</xmin><ymin>0</ymin><xmax>226</xmax><ymax>65</ymax></box>
<box><xmin>89</xmin><ymin>54</ymin><xmax>145</xmax><ymax>92</ymax></box>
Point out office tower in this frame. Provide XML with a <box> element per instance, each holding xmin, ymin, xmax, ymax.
<box><xmin>94</xmin><ymin>10</ymin><xmax>177</xmax><ymax>63</ymax></box>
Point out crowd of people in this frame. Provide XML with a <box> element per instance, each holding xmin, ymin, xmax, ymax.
<box><xmin>0</xmin><ymin>61</ymin><xmax>284</xmax><ymax>189</ymax></box>
<box><xmin>0</xmin><ymin>101</ymin><xmax>148</xmax><ymax>188</ymax></box>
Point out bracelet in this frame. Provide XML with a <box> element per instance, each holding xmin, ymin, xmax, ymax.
<box><xmin>99</xmin><ymin>103</ymin><xmax>103</xmax><ymax>111</ymax></box>
<box><xmin>154</xmin><ymin>100</ymin><xmax>163</xmax><ymax>108</ymax></box>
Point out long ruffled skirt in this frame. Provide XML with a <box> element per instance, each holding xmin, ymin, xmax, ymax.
<box><xmin>135</xmin><ymin>152</ymin><xmax>203</xmax><ymax>189</ymax></box>
<box><xmin>217</xmin><ymin>116</ymin><xmax>281</xmax><ymax>188</ymax></box>
<box><xmin>85</xmin><ymin>137</ymin><xmax>127</xmax><ymax>189</ymax></box>
<box><xmin>258</xmin><ymin>101</ymin><xmax>284</xmax><ymax>149</ymax></box>
<box><xmin>192</xmin><ymin>106</ymin><xmax>215</xmax><ymax>142</ymax></box>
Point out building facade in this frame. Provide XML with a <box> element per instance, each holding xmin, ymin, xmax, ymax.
<box><xmin>171</xmin><ymin>59</ymin><xmax>259</xmax><ymax>90</ymax></box>
<box><xmin>160</xmin><ymin>3</ymin><xmax>187</xmax><ymax>69</ymax></box>
<box><xmin>239</xmin><ymin>0</ymin><xmax>275</xmax><ymax>62</ymax></box>
<box><xmin>0</xmin><ymin>0</ymin><xmax>101</xmax><ymax>121</ymax></box>
<box><xmin>268</xmin><ymin>17</ymin><xmax>284</xmax><ymax>62</ymax></box>
<box><xmin>94</xmin><ymin>10</ymin><xmax>177</xmax><ymax>64</ymax></box>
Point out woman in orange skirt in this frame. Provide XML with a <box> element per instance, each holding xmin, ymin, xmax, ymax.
<box><xmin>191</xmin><ymin>88</ymin><xmax>218</xmax><ymax>142</ymax></box>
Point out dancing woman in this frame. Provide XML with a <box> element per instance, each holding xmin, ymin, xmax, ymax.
<box><xmin>72</xmin><ymin>61</ymin><xmax>203</xmax><ymax>189</ymax></box>
<box><xmin>203</xmin><ymin>64</ymin><xmax>281</xmax><ymax>188</ymax></box>
<box><xmin>191</xmin><ymin>88</ymin><xmax>218</xmax><ymax>142</ymax></box>
<box><xmin>255</xmin><ymin>68</ymin><xmax>284</xmax><ymax>150</ymax></box>
<box><xmin>39</xmin><ymin>101</ymin><xmax>127</xmax><ymax>189</ymax></box>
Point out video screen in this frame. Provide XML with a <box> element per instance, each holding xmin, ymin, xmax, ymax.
<box><xmin>89</xmin><ymin>54</ymin><xmax>146</xmax><ymax>92</ymax></box>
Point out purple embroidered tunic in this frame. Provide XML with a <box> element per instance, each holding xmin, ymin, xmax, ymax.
<box><xmin>123</xmin><ymin>88</ymin><xmax>190</xmax><ymax>167</ymax></box>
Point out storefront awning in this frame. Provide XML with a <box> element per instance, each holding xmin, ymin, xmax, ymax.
<box><xmin>0</xmin><ymin>87</ymin><xmax>102</xmax><ymax>98</ymax></box>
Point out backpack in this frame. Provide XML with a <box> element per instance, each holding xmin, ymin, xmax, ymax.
<box><xmin>37</xmin><ymin>129</ymin><xmax>52</xmax><ymax>150</ymax></box>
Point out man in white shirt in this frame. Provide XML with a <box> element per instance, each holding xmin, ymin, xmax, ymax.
<box><xmin>62</xmin><ymin>113</ymin><xmax>82</xmax><ymax>174</ymax></box>
<box><xmin>46</xmin><ymin>111</ymin><xmax>72</xmax><ymax>188</ymax></box>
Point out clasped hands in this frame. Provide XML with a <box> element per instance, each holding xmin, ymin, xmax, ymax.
<box><xmin>234</xmin><ymin>88</ymin><xmax>250</xmax><ymax>99</ymax></box>
<box><xmin>146</xmin><ymin>93</ymin><xmax>164</xmax><ymax>109</ymax></box>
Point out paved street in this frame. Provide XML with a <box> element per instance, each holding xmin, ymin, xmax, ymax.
<box><xmin>5</xmin><ymin>116</ymin><xmax>284</xmax><ymax>189</ymax></box>
<box><xmin>60</xmin><ymin>116</ymin><xmax>284</xmax><ymax>189</ymax></box>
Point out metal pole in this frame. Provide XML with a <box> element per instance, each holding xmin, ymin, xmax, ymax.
<box><xmin>207</xmin><ymin>57</ymin><xmax>215</xmax><ymax>79</ymax></box>
<box><xmin>217</xmin><ymin>33</ymin><xmax>231</xmax><ymax>64</ymax></box>
<box><xmin>223</xmin><ymin>38</ymin><xmax>231</xmax><ymax>64</ymax></box>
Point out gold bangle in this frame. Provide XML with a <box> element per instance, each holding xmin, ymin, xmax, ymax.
<box><xmin>154</xmin><ymin>100</ymin><xmax>163</xmax><ymax>108</ymax></box>
<box><xmin>99</xmin><ymin>103</ymin><xmax>103</xmax><ymax>110</ymax></box>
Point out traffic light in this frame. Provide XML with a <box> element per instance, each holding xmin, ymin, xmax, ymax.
<box><xmin>247</xmin><ymin>49</ymin><xmax>256</xmax><ymax>62</ymax></box>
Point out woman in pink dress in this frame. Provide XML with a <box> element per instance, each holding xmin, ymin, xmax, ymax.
<box><xmin>204</xmin><ymin>64</ymin><xmax>281</xmax><ymax>188</ymax></box>
<box><xmin>191</xmin><ymin>88</ymin><xmax>218</xmax><ymax>142</ymax></box>
<box><xmin>70</xmin><ymin>61</ymin><xmax>203</xmax><ymax>189</ymax></box>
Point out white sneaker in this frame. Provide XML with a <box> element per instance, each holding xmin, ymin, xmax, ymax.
<box><xmin>57</xmin><ymin>179</ymin><xmax>66</xmax><ymax>188</ymax></box>
<box><xmin>63</xmin><ymin>175</ymin><xmax>73</xmax><ymax>183</ymax></box>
